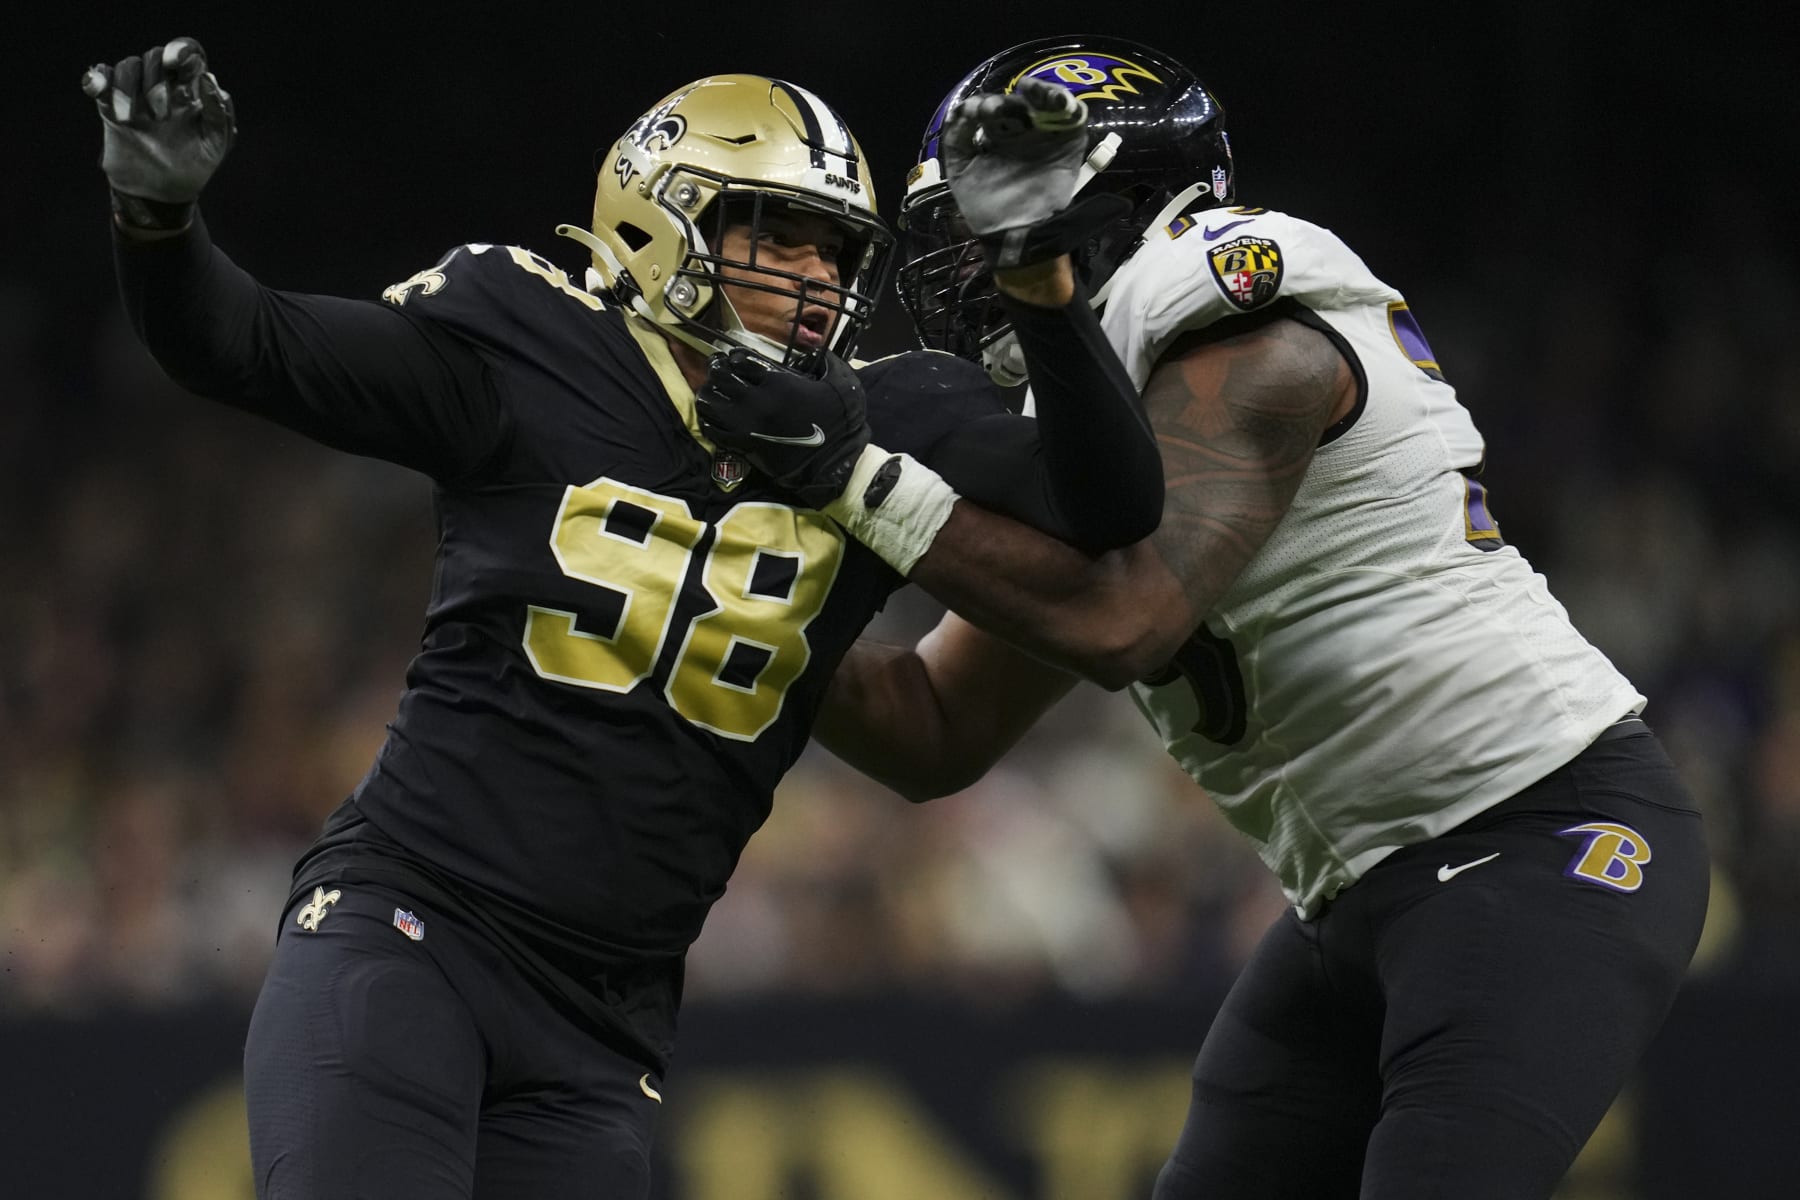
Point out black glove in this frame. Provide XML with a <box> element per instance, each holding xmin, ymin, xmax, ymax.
<box><xmin>697</xmin><ymin>349</ymin><xmax>872</xmax><ymax>509</ymax></box>
<box><xmin>82</xmin><ymin>37</ymin><xmax>236</xmax><ymax>231</ymax></box>
<box><xmin>941</xmin><ymin>76</ymin><xmax>1129</xmax><ymax>270</ymax></box>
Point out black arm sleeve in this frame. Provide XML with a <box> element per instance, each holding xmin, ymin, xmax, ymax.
<box><xmin>925</xmin><ymin>282</ymin><xmax>1161</xmax><ymax>553</ymax></box>
<box><xmin>926</xmin><ymin>410</ymin><xmax>1070</xmax><ymax>536</ymax></box>
<box><xmin>113</xmin><ymin>214</ymin><xmax>506</xmax><ymax>481</ymax></box>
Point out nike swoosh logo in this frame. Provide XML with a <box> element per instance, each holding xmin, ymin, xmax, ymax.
<box><xmin>1203</xmin><ymin>218</ymin><xmax>1253</xmax><ymax>240</ymax></box>
<box><xmin>1436</xmin><ymin>852</ymin><xmax>1501</xmax><ymax>882</ymax></box>
<box><xmin>750</xmin><ymin>425</ymin><xmax>826</xmax><ymax>447</ymax></box>
<box><xmin>638</xmin><ymin>1073</ymin><xmax>663</xmax><ymax>1103</ymax></box>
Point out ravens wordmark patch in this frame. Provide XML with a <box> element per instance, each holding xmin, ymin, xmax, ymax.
<box><xmin>1208</xmin><ymin>235</ymin><xmax>1284</xmax><ymax>311</ymax></box>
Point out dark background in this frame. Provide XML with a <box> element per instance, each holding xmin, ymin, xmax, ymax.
<box><xmin>12</xmin><ymin>3</ymin><xmax>1795</xmax><ymax>367</ymax></box>
<box><xmin>4</xmin><ymin>3</ymin><xmax>1799</xmax><ymax>1197</ymax></box>
<box><xmin>10</xmin><ymin>2</ymin><xmax>1798</xmax><ymax>545</ymax></box>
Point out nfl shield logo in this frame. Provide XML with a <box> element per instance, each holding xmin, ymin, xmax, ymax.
<box><xmin>392</xmin><ymin>908</ymin><xmax>425</xmax><ymax>941</ymax></box>
<box><xmin>1211</xmin><ymin>165</ymin><xmax>1229</xmax><ymax>201</ymax></box>
<box><xmin>712</xmin><ymin>451</ymin><xmax>747</xmax><ymax>491</ymax></box>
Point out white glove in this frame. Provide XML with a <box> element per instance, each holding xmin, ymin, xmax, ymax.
<box><xmin>939</xmin><ymin>77</ymin><xmax>1123</xmax><ymax>270</ymax></box>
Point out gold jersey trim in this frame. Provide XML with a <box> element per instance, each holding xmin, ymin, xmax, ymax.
<box><xmin>622</xmin><ymin>313</ymin><xmax>717</xmax><ymax>454</ymax></box>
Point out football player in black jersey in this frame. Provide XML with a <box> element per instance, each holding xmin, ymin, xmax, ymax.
<box><xmin>84</xmin><ymin>37</ymin><xmax>1160</xmax><ymax>1200</ymax></box>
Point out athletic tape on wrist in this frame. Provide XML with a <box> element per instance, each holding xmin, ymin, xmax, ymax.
<box><xmin>823</xmin><ymin>444</ymin><xmax>960</xmax><ymax>576</ymax></box>
<box><xmin>111</xmin><ymin>190</ymin><xmax>195</xmax><ymax>233</ymax></box>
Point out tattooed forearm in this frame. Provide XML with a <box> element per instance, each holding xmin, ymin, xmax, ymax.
<box><xmin>895</xmin><ymin>315</ymin><xmax>1352</xmax><ymax>689</ymax></box>
<box><xmin>1141</xmin><ymin>317</ymin><xmax>1353</xmax><ymax>614</ymax></box>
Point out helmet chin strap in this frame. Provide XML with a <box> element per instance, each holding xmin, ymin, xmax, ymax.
<box><xmin>561</xmin><ymin>220</ymin><xmax>683</xmax><ymax>335</ymax></box>
<box><xmin>711</xmin><ymin>287</ymin><xmax>808</xmax><ymax>366</ymax></box>
<box><xmin>985</xmin><ymin>179</ymin><xmax>1215</xmax><ymax>392</ymax></box>
<box><xmin>1086</xmin><ymin>181</ymin><xmax>1213</xmax><ymax>310</ymax></box>
<box><xmin>1074</xmin><ymin>132</ymin><xmax>1122</xmax><ymax>193</ymax></box>
<box><xmin>556</xmin><ymin>223</ymin><xmax>627</xmax><ymax>282</ymax></box>
<box><xmin>1141</xmin><ymin>182</ymin><xmax>1215</xmax><ymax>246</ymax></box>
<box><xmin>722</xmin><ymin>327</ymin><xmax>792</xmax><ymax>361</ymax></box>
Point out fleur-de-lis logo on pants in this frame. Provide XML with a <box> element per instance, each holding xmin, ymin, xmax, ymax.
<box><xmin>296</xmin><ymin>886</ymin><xmax>343</xmax><ymax>931</ymax></box>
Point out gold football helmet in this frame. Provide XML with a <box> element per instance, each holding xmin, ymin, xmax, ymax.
<box><xmin>558</xmin><ymin>75</ymin><xmax>890</xmax><ymax>366</ymax></box>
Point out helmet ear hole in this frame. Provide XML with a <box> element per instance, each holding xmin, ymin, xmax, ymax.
<box><xmin>615</xmin><ymin>223</ymin><xmax>653</xmax><ymax>253</ymax></box>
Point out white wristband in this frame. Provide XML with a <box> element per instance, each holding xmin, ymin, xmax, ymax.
<box><xmin>823</xmin><ymin>443</ymin><xmax>960</xmax><ymax>576</ymax></box>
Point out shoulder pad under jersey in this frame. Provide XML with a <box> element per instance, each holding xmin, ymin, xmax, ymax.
<box><xmin>380</xmin><ymin>243</ymin><xmax>614</xmax><ymax>356</ymax></box>
<box><xmin>857</xmin><ymin>348</ymin><xmax>1007</xmax><ymax>460</ymax></box>
<box><xmin>1105</xmin><ymin>208</ymin><xmax>1402</xmax><ymax>386</ymax></box>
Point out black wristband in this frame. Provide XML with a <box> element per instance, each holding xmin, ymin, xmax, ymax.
<box><xmin>111</xmin><ymin>190</ymin><xmax>195</xmax><ymax>233</ymax></box>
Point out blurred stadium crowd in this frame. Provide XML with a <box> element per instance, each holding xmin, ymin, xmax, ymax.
<box><xmin>3</xmin><ymin>181</ymin><xmax>1797</xmax><ymax>1019</ymax></box>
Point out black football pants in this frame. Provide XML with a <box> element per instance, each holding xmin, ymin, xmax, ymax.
<box><xmin>1152</xmin><ymin>725</ymin><xmax>1709</xmax><ymax>1200</ymax></box>
<box><xmin>243</xmin><ymin>884</ymin><xmax>662</xmax><ymax>1199</ymax></box>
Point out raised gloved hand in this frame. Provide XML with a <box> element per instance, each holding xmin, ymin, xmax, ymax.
<box><xmin>697</xmin><ymin>349</ymin><xmax>872</xmax><ymax>510</ymax></box>
<box><xmin>82</xmin><ymin>37</ymin><xmax>236</xmax><ymax>231</ymax></box>
<box><xmin>940</xmin><ymin>76</ymin><xmax>1129</xmax><ymax>271</ymax></box>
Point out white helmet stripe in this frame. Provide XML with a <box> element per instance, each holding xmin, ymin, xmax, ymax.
<box><xmin>771</xmin><ymin>79</ymin><xmax>857</xmax><ymax>171</ymax></box>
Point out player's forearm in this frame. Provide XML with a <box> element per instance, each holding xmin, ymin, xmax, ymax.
<box><xmin>813</xmin><ymin>642</ymin><xmax>980</xmax><ymax>801</ymax></box>
<box><xmin>114</xmin><ymin>213</ymin><xmax>358</xmax><ymax>418</ymax></box>
<box><xmin>907</xmin><ymin>503</ymin><xmax>1195</xmax><ymax>690</ymax></box>
<box><xmin>999</xmin><ymin>276</ymin><xmax>1163</xmax><ymax>551</ymax></box>
<box><xmin>114</xmin><ymin>212</ymin><xmax>263</xmax><ymax>397</ymax></box>
<box><xmin>816</xmin><ymin>621</ymin><xmax>1080</xmax><ymax>796</ymax></box>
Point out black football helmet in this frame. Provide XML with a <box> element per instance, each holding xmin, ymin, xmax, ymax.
<box><xmin>896</xmin><ymin>36</ymin><xmax>1234</xmax><ymax>382</ymax></box>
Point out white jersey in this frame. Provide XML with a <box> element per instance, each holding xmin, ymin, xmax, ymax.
<box><xmin>1088</xmin><ymin>206</ymin><xmax>1644</xmax><ymax>917</ymax></box>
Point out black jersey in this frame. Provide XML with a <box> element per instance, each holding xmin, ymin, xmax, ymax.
<box><xmin>118</xmin><ymin>227</ymin><xmax>1015</xmax><ymax>1068</ymax></box>
<box><xmin>310</xmin><ymin>244</ymin><xmax>1013</xmax><ymax>1065</ymax></box>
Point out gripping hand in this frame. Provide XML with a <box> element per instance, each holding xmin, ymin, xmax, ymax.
<box><xmin>697</xmin><ymin>349</ymin><xmax>872</xmax><ymax>510</ymax></box>
<box><xmin>82</xmin><ymin>37</ymin><xmax>236</xmax><ymax>229</ymax></box>
<box><xmin>940</xmin><ymin>76</ymin><xmax>1128</xmax><ymax>271</ymax></box>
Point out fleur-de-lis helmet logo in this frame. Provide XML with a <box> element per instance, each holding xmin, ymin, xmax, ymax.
<box><xmin>614</xmin><ymin>93</ymin><xmax>692</xmax><ymax>188</ymax></box>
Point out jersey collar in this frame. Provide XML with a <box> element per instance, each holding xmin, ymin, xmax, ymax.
<box><xmin>621</xmin><ymin>312</ymin><xmax>717</xmax><ymax>453</ymax></box>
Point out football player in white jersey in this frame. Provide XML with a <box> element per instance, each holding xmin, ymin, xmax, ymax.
<box><xmin>700</xmin><ymin>35</ymin><xmax>1711</xmax><ymax>1200</ymax></box>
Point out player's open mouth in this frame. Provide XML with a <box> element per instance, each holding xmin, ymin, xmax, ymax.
<box><xmin>794</xmin><ymin>309</ymin><xmax>829</xmax><ymax>350</ymax></box>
